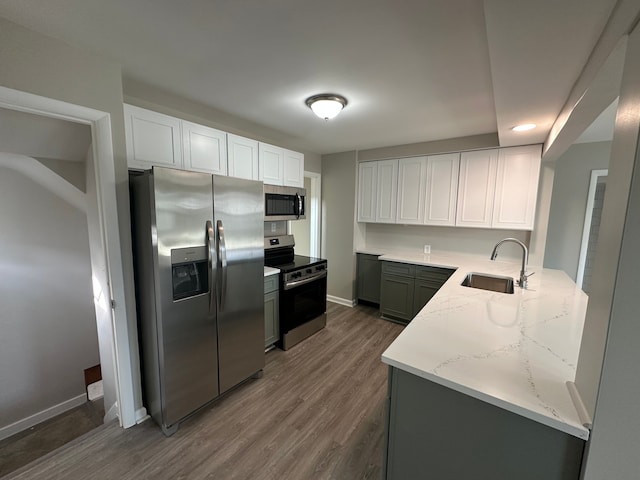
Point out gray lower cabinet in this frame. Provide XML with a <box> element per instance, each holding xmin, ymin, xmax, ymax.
<box><xmin>380</xmin><ymin>261</ymin><xmax>454</xmax><ymax>324</ymax></box>
<box><xmin>384</xmin><ymin>367</ymin><xmax>585</xmax><ymax>480</ymax></box>
<box><xmin>264</xmin><ymin>275</ymin><xmax>279</xmax><ymax>348</ymax></box>
<box><xmin>357</xmin><ymin>253</ymin><xmax>382</xmax><ymax>304</ymax></box>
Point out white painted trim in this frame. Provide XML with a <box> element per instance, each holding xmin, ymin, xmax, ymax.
<box><xmin>305</xmin><ymin>171</ymin><xmax>322</xmax><ymax>258</ymax></box>
<box><xmin>0</xmin><ymin>394</ymin><xmax>88</xmax><ymax>441</ymax></box>
<box><xmin>0</xmin><ymin>85</ymin><xmax>144</xmax><ymax>429</ymax></box>
<box><xmin>576</xmin><ymin>169</ymin><xmax>608</xmax><ymax>288</ymax></box>
<box><xmin>327</xmin><ymin>295</ymin><xmax>356</xmax><ymax>307</ymax></box>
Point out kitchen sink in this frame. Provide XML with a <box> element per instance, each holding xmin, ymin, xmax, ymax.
<box><xmin>461</xmin><ymin>272</ymin><xmax>515</xmax><ymax>294</ymax></box>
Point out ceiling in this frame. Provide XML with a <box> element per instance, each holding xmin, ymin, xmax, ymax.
<box><xmin>0</xmin><ymin>0</ymin><xmax>618</xmax><ymax>155</ymax></box>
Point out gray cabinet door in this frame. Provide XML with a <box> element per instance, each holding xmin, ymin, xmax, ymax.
<box><xmin>413</xmin><ymin>280</ymin><xmax>440</xmax><ymax>316</ymax></box>
<box><xmin>264</xmin><ymin>290</ymin><xmax>279</xmax><ymax>348</ymax></box>
<box><xmin>386</xmin><ymin>367</ymin><xmax>584</xmax><ymax>480</ymax></box>
<box><xmin>380</xmin><ymin>274</ymin><xmax>415</xmax><ymax>322</ymax></box>
<box><xmin>357</xmin><ymin>254</ymin><xmax>381</xmax><ymax>303</ymax></box>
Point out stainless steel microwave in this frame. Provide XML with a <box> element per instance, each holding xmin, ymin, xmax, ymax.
<box><xmin>264</xmin><ymin>185</ymin><xmax>306</xmax><ymax>221</ymax></box>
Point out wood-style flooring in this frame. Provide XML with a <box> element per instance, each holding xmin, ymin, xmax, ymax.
<box><xmin>2</xmin><ymin>303</ymin><xmax>403</xmax><ymax>480</ymax></box>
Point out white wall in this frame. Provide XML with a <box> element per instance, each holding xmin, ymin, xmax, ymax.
<box><xmin>0</xmin><ymin>165</ymin><xmax>99</xmax><ymax>435</ymax></box>
<box><xmin>363</xmin><ymin>224</ymin><xmax>529</xmax><ymax>262</ymax></box>
<box><xmin>544</xmin><ymin>141</ymin><xmax>611</xmax><ymax>279</ymax></box>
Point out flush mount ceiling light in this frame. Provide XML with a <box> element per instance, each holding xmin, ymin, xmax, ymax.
<box><xmin>305</xmin><ymin>94</ymin><xmax>348</xmax><ymax>120</ymax></box>
<box><xmin>512</xmin><ymin>123</ymin><xmax>537</xmax><ymax>132</ymax></box>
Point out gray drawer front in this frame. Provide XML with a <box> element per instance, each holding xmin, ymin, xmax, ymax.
<box><xmin>264</xmin><ymin>275</ymin><xmax>279</xmax><ymax>294</ymax></box>
<box><xmin>415</xmin><ymin>266</ymin><xmax>454</xmax><ymax>283</ymax></box>
<box><xmin>382</xmin><ymin>262</ymin><xmax>416</xmax><ymax>277</ymax></box>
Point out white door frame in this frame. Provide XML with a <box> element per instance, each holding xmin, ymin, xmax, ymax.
<box><xmin>576</xmin><ymin>168</ymin><xmax>608</xmax><ymax>288</ymax></box>
<box><xmin>0</xmin><ymin>85</ymin><xmax>140</xmax><ymax>428</ymax></box>
<box><xmin>306</xmin><ymin>171</ymin><xmax>322</xmax><ymax>258</ymax></box>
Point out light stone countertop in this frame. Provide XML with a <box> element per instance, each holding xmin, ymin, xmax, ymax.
<box><xmin>264</xmin><ymin>266</ymin><xmax>280</xmax><ymax>277</ymax></box>
<box><xmin>363</xmin><ymin>248</ymin><xmax>590</xmax><ymax>440</ymax></box>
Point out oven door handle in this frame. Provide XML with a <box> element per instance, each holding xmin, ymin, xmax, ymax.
<box><xmin>284</xmin><ymin>270</ymin><xmax>327</xmax><ymax>290</ymax></box>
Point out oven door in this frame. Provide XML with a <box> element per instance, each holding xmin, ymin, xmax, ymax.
<box><xmin>280</xmin><ymin>272</ymin><xmax>327</xmax><ymax>335</ymax></box>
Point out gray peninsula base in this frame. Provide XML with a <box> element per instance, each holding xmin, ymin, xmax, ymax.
<box><xmin>384</xmin><ymin>367</ymin><xmax>585</xmax><ymax>479</ymax></box>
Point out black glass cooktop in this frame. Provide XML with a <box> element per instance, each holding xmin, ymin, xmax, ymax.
<box><xmin>265</xmin><ymin>254</ymin><xmax>326</xmax><ymax>272</ymax></box>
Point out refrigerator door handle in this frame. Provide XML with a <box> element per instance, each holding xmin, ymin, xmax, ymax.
<box><xmin>217</xmin><ymin>220</ymin><xmax>228</xmax><ymax>312</ymax></box>
<box><xmin>206</xmin><ymin>220</ymin><xmax>216</xmax><ymax>314</ymax></box>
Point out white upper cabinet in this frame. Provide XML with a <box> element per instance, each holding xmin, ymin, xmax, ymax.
<box><xmin>227</xmin><ymin>134</ymin><xmax>259</xmax><ymax>181</ymax></box>
<box><xmin>124</xmin><ymin>104</ymin><xmax>182</xmax><ymax>170</ymax></box>
<box><xmin>283</xmin><ymin>149</ymin><xmax>305</xmax><ymax>188</ymax></box>
<box><xmin>182</xmin><ymin>121</ymin><xmax>227</xmax><ymax>175</ymax></box>
<box><xmin>424</xmin><ymin>153</ymin><xmax>460</xmax><ymax>226</ymax></box>
<box><xmin>492</xmin><ymin>145</ymin><xmax>541</xmax><ymax>230</ymax></box>
<box><xmin>396</xmin><ymin>157</ymin><xmax>427</xmax><ymax>225</ymax></box>
<box><xmin>456</xmin><ymin>149</ymin><xmax>499</xmax><ymax>228</ymax></box>
<box><xmin>259</xmin><ymin>142</ymin><xmax>284</xmax><ymax>185</ymax></box>
<box><xmin>357</xmin><ymin>161</ymin><xmax>378</xmax><ymax>223</ymax></box>
<box><xmin>124</xmin><ymin>105</ymin><xmax>304</xmax><ymax>184</ymax></box>
<box><xmin>376</xmin><ymin>159</ymin><xmax>399</xmax><ymax>223</ymax></box>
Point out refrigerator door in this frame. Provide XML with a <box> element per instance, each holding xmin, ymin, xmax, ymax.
<box><xmin>213</xmin><ymin>175</ymin><xmax>265</xmax><ymax>393</ymax></box>
<box><xmin>152</xmin><ymin>167</ymin><xmax>219</xmax><ymax>428</ymax></box>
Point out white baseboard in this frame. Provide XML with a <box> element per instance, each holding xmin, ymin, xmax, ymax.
<box><xmin>135</xmin><ymin>407</ymin><xmax>150</xmax><ymax>425</ymax></box>
<box><xmin>327</xmin><ymin>295</ymin><xmax>356</xmax><ymax>307</ymax></box>
<box><xmin>0</xmin><ymin>393</ymin><xmax>87</xmax><ymax>441</ymax></box>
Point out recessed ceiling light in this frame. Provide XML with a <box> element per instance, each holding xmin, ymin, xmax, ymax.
<box><xmin>305</xmin><ymin>94</ymin><xmax>348</xmax><ymax>120</ymax></box>
<box><xmin>512</xmin><ymin>123</ymin><xmax>537</xmax><ymax>132</ymax></box>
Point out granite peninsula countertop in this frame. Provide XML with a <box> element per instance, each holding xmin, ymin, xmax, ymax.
<box><xmin>361</xmin><ymin>248</ymin><xmax>590</xmax><ymax>440</ymax></box>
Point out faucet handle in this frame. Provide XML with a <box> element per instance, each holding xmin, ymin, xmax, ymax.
<box><xmin>518</xmin><ymin>271</ymin><xmax>534</xmax><ymax>288</ymax></box>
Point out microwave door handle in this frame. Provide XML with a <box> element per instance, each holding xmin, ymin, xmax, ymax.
<box><xmin>295</xmin><ymin>193</ymin><xmax>301</xmax><ymax>219</ymax></box>
<box><xmin>217</xmin><ymin>220</ymin><xmax>228</xmax><ymax>312</ymax></box>
<box><xmin>206</xmin><ymin>220</ymin><xmax>216</xmax><ymax>314</ymax></box>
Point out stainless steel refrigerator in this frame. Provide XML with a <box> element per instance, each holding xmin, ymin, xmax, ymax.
<box><xmin>130</xmin><ymin>166</ymin><xmax>264</xmax><ymax>436</ymax></box>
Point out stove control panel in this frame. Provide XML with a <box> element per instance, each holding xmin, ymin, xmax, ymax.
<box><xmin>283</xmin><ymin>262</ymin><xmax>328</xmax><ymax>285</ymax></box>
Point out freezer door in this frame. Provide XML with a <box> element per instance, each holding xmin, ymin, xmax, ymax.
<box><xmin>152</xmin><ymin>167</ymin><xmax>219</xmax><ymax>427</ymax></box>
<box><xmin>213</xmin><ymin>175</ymin><xmax>265</xmax><ymax>393</ymax></box>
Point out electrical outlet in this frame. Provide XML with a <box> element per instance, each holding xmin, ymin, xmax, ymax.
<box><xmin>271</xmin><ymin>222</ymin><xmax>277</xmax><ymax>233</ymax></box>
<box><xmin>423</xmin><ymin>244</ymin><xmax>431</xmax><ymax>254</ymax></box>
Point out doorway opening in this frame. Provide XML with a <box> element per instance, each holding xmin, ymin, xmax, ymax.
<box><xmin>576</xmin><ymin>169</ymin><xmax>608</xmax><ymax>292</ymax></box>
<box><xmin>0</xmin><ymin>86</ymin><xmax>144</xmax><ymax>438</ymax></box>
<box><xmin>289</xmin><ymin>171</ymin><xmax>322</xmax><ymax>257</ymax></box>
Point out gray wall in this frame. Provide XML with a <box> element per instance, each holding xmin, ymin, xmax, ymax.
<box><xmin>544</xmin><ymin>141</ymin><xmax>611</xmax><ymax>279</ymax></box>
<box><xmin>322</xmin><ymin>151</ymin><xmax>357</xmax><ymax>301</ymax></box>
<box><xmin>0</xmin><ymin>166</ymin><xmax>99</xmax><ymax>431</ymax></box>
<box><xmin>0</xmin><ymin>16</ymin><xmax>140</xmax><ymax>420</ymax></box>
<box><xmin>579</xmin><ymin>21</ymin><xmax>640</xmax><ymax>478</ymax></box>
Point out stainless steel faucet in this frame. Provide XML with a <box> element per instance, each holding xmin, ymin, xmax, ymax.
<box><xmin>490</xmin><ymin>238</ymin><xmax>532</xmax><ymax>289</ymax></box>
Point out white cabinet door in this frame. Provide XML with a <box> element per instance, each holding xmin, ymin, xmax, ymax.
<box><xmin>124</xmin><ymin>104</ymin><xmax>182</xmax><ymax>170</ymax></box>
<box><xmin>283</xmin><ymin>149</ymin><xmax>304</xmax><ymax>187</ymax></box>
<box><xmin>357</xmin><ymin>162</ymin><xmax>378</xmax><ymax>223</ymax></box>
<box><xmin>396</xmin><ymin>157</ymin><xmax>427</xmax><ymax>225</ymax></box>
<box><xmin>376</xmin><ymin>159</ymin><xmax>399</xmax><ymax>223</ymax></box>
<box><xmin>456</xmin><ymin>149</ymin><xmax>498</xmax><ymax>228</ymax></box>
<box><xmin>182</xmin><ymin>121</ymin><xmax>227</xmax><ymax>175</ymax></box>
<box><xmin>492</xmin><ymin>145</ymin><xmax>542</xmax><ymax>230</ymax></box>
<box><xmin>424</xmin><ymin>153</ymin><xmax>460</xmax><ymax>226</ymax></box>
<box><xmin>259</xmin><ymin>142</ymin><xmax>284</xmax><ymax>185</ymax></box>
<box><xmin>227</xmin><ymin>134</ymin><xmax>259</xmax><ymax>180</ymax></box>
